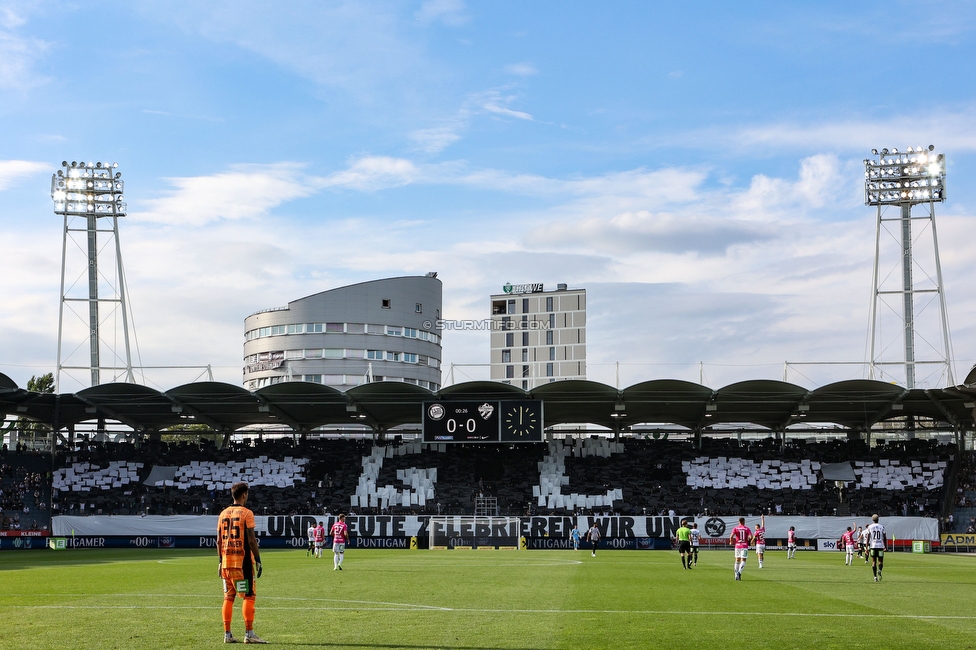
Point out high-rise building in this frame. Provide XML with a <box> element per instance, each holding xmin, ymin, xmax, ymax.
<box><xmin>243</xmin><ymin>275</ymin><xmax>442</xmax><ymax>391</ymax></box>
<box><xmin>489</xmin><ymin>283</ymin><xmax>585</xmax><ymax>390</ymax></box>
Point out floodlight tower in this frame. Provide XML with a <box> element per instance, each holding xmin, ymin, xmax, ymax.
<box><xmin>864</xmin><ymin>145</ymin><xmax>954</xmax><ymax>388</ymax></box>
<box><xmin>51</xmin><ymin>161</ymin><xmax>135</xmax><ymax>390</ymax></box>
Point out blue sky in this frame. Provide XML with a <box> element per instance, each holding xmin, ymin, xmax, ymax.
<box><xmin>1</xmin><ymin>1</ymin><xmax>974</xmax><ymax>393</ymax></box>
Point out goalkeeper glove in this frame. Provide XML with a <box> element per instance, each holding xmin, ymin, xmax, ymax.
<box><xmin>256</xmin><ymin>561</ymin><xmax>262</xmax><ymax>578</ymax></box>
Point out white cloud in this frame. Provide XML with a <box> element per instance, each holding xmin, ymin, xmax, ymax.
<box><xmin>687</xmin><ymin>110</ymin><xmax>976</xmax><ymax>153</ymax></box>
<box><xmin>0</xmin><ymin>4</ymin><xmax>50</xmax><ymax>91</ymax></box>
<box><xmin>408</xmin><ymin>124</ymin><xmax>463</xmax><ymax>154</ymax></box>
<box><xmin>505</xmin><ymin>62</ymin><xmax>538</xmax><ymax>77</ymax></box>
<box><xmin>134</xmin><ymin>163</ymin><xmax>316</xmax><ymax>226</ymax></box>
<box><xmin>0</xmin><ymin>160</ymin><xmax>48</xmax><ymax>190</ymax></box>
<box><xmin>316</xmin><ymin>156</ymin><xmax>420</xmax><ymax>191</ymax></box>
<box><xmin>478</xmin><ymin>90</ymin><xmax>533</xmax><ymax>121</ymax></box>
<box><xmin>156</xmin><ymin>1</ymin><xmax>439</xmax><ymax>103</ymax></box>
<box><xmin>415</xmin><ymin>0</ymin><xmax>470</xmax><ymax>27</ymax></box>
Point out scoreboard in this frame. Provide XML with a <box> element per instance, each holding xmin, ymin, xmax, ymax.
<box><xmin>423</xmin><ymin>400</ymin><xmax>544</xmax><ymax>443</ymax></box>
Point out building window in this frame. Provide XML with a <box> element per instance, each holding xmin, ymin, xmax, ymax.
<box><xmin>502</xmin><ymin>349</ymin><xmax>511</xmax><ymax>363</ymax></box>
<box><xmin>415</xmin><ymin>303</ymin><xmax>423</xmax><ymax>313</ymax></box>
<box><xmin>346</xmin><ymin>323</ymin><xmax>365</xmax><ymax>333</ymax></box>
<box><xmin>546</xmin><ymin>330</ymin><xmax>553</xmax><ymax>345</ymax></box>
<box><xmin>306</xmin><ymin>323</ymin><xmax>323</xmax><ymax>333</ymax></box>
<box><xmin>403</xmin><ymin>353</ymin><xmax>417</xmax><ymax>363</ymax></box>
<box><xmin>501</xmin><ymin>316</ymin><xmax>511</xmax><ymax>330</ymax></box>
<box><xmin>521</xmin><ymin>349</ymin><xmax>528</xmax><ymax>362</ymax></box>
<box><xmin>429</xmin><ymin>357</ymin><xmax>440</xmax><ymax>368</ymax></box>
<box><xmin>522</xmin><ymin>365</ymin><xmax>530</xmax><ymax>378</ymax></box>
<box><xmin>287</xmin><ymin>323</ymin><xmax>304</xmax><ymax>334</ymax></box>
<box><xmin>522</xmin><ymin>298</ymin><xmax>529</xmax><ymax>313</ymax></box>
<box><xmin>324</xmin><ymin>349</ymin><xmax>343</xmax><ymax>359</ymax></box>
<box><xmin>506</xmin><ymin>332</ymin><xmax>514</xmax><ymax>347</ymax></box>
<box><xmin>270</xmin><ymin>325</ymin><xmax>287</xmax><ymax>335</ymax></box>
<box><xmin>492</xmin><ymin>300</ymin><xmax>506</xmax><ymax>315</ymax></box>
<box><xmin>367</xmin><ymin>324</ymin><xmax>384</xmax><ymax>334</ymax></box>
<box><xmin>550</xmin><ymin>346</ymin><xmax>556</xmax><ymax>360</ymax></box>
<box><xmin>521</xmin><ymin>380</ymin><xmax>528</xmax><ymax>390</ymax></box>
<box><xmin>325</xmin><ymin>375</ymin><xmax>344</xmax><ymax>386</ymax></box>
<box><xmin>387</xmin><ymin>351</ymin><xmax>401</xmax><ymax>361</ymax></box>
<box><xmin>546</xmin><ymin>363</ymin><xmax>554</xmax><ymax>377</ymax></box>
<box><xmin>326</xmin><ymin>322</ymin><xmax>344</xmax><ymax>333</ymax></box>
<box><xmin>382</xmin><ymin>299</ymin><xmax>391</xmax><ymax>309</ymax></box>
<box><xmin>507</xmin><ymin>299</ymin><xmax>516</xmax><ymax>314</ymax></box>
<box><xmin>387</xmin><ymin>326</ymin><xmax>402</xmax><ymax>336</ymax></box>
<box><xmin>304</xmin><ymin>375</ymin><xmax>323</xmax><ymax>384</ymax></box>
<box><xmin>285</xmin><ymin>349</ymin><xmax>303</xmax><ymax>360</ymax></box>
<box><xmin>367</xmin><ymin>350</ymin><xmax>384</xmax><ymax>360</ymax></box>
<box><xmin>546</xmin><ymin>296</ymin><xmax>553</xmax><ymax>312</ymax></box>
<box><xmin>506</xmin><ymin>365</ymin><xmax>514</xmax><ymax>379</ymax></box>
<box><xmin>305</xmin><ymin>349</ymin><xmax>323</xmax><ymax>359</ymax></box>
<box><xmin>346</xmin><ymin>349</ymin><xmax>365</xmax><ymax>358</ymax></box>
<box><xmin>522</xmin><ymin>331</ymin><xmax>529</xmax><ymax>346</ymax></box>
<box><xmin>549</xmin><ymin>313</ymin><xmax>555</xmax><ymax>328</ymax></box>
<box><xmin>404</xmin><ymin>327</ymin><xmax>418</xmax><ymax>338</ymax></box>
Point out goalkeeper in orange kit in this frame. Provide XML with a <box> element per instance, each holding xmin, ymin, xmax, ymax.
<box><xmin>217</xmin><ymin>481</ymin><xmax>267</xmax><ymax>644</ymax></box>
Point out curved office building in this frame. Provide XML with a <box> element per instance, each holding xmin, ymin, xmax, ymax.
<box><xmin>243</xmin><ymin>275</ymin><xmax>442</xmax><ymax>391</ymax></box>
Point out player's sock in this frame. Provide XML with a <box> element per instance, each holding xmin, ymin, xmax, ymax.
<box><xmin>681</xmin><ymin>556</ymin><xmax>686</xmax><ymax>568</ymax></box>
<box><xmin>223</xmin><ymin>598</ymin><xmax>234</xmax><ymax>632</ymax></box>
<box><xmin>872</xmin><ymin>564</ymin><xmax>877</xmax><ymax>577</ymax></box>
<box><xmin>243</xmin><ymin>597</ymin><xmax>255</xmax><ymax>630</ymax></box>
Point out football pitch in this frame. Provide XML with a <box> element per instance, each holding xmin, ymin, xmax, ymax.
<box><xmin>1</xmin><ymin>548</ymin><xmax>974</xmax><ymax>649</ymax></box>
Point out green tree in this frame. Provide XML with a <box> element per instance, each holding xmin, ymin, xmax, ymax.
<box><xmin>16</xmin><ymin>373</ymin><xmax>54</xmax><ymax>450</ymax></box>
<box><xmin>161</xmin><ymin>423</ymin><xmax>222</xmax><ymax>446</ymax></box>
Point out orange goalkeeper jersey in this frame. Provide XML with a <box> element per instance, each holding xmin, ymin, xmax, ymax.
<box><xmin>217</xmin><ymin>504</ymin><xmax>256</xmax><ymax>570</ymax></box>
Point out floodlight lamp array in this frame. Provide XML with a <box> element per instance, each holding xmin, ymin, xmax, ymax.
<box><xmin>51</xmin><ymin>160</ymin><xmax>126</xmax><ymax>216</ymax></box>
<box><xmin>864</xmin><ymin>145</ymin><xmax>945</xmax><ymax>206</ymax></box>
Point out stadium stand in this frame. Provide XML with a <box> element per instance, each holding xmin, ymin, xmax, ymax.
<box><xmin>39</xmin><ymin>436</ymin><xmax>957</xmax><ymax>521</ymax></box>
<box><xmin>0</xmin><ymin>451</ymin><xmax>51</xmax><ymax>531</ymax></box>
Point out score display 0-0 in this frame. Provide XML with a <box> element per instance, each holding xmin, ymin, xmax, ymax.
<box><xmin>422</xmin><ymin>400</ymin><xmax>544</xmax><ymax>443</ymax></box>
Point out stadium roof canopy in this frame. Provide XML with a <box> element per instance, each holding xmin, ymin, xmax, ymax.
<box><xmin>1</xmin><ymin>371</ymin><xmax>973</xmax><ymax>435</ymax></box>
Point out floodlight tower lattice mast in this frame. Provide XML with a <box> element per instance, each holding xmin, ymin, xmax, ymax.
<box><xmin>51</xmin><ymin>161</ymin><xmax>135</xmax><ymax>390</ymax></box>
<box><xmin>864</xmin><ymin>145</ymin><xmax>954</xmax><ymax>388</ymax></box>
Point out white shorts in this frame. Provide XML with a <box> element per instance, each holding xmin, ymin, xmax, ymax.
<box><xmin>333</xmin><ymin>542</ymin><xmax>346</xmax><ymax>553</ymax></box>
<box><xmin>846</xmin><ymin>545</ymin><xmax>856</xmax><ymax>552</ymax></box>
<box><xmin>315</xmin><ymin>541</ymin><xmax>324</xmax><ymax>549</ymax></box>
<box><xmin>787</xmin><ymin>543</ymin><xmax>796</xmax><ymax>549</ymax></box>
<box><xmin>756</xmin><ymin>544</ymin><xmax>765</xmax><ymax>553</ymax></box>
<box><xmin>735</xmin><ymin>547</ymin><xmax>748</xmax><ymax>559</ymax></box>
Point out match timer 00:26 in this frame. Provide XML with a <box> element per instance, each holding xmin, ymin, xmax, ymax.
<box><xmin>423</xmin><ymin>400</ymin><xmax>543</xmax><ymax>443</ymax></box>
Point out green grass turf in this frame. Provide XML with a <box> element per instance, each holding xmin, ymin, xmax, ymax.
<box><xmin>1</xmin><ymin>548</ymin><xmax>975</xmax><ymax>649</ymax></box>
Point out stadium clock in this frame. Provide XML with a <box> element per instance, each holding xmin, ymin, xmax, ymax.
<box><xmin>500</xmin><ymin>400</ymin><xmax>544</xmax><ymax>442</ymax></box>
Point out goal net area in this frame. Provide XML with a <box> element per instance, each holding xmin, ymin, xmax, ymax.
<box><xmin>427</xmin><ymin>516</ymin><xmax>522</xmax><ymax>550</ymax></box>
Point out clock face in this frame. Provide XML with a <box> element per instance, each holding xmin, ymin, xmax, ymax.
<box><xmin>500</xmin><ymin>401</ymin><xmax>543</xmax><ymax>442</ymax></box>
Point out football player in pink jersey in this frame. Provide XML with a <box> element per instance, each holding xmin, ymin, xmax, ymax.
<box><xmin>729</xmin><ymin>517</ymin><xmax>753</xmax><ymax>580</ymax></box>
<box><xmin>754</xmin><ymin>515</ymin><xmax>766</xmax><ymax>568</ymax></box>
<box><xmin>313</xmin><ymin>521</ymin><xmax>326</xmax><ymax>559</ymax></box>
<box><xmin>787</xmin><ymin>526</ymin><xmax>797</xmax><ymax>559</ymax></box>
<box><xmin>331</xmin><ymin>513</ymin><xmax>350</xmax><ymax>571</ymax></box>
<box><xmin>842</xmin><ymin>524</ymin><xmax>857</xmax><ymax>565</ymax></box>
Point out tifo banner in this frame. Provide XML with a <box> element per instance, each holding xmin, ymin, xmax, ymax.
<box><xmin>52</xmin><ymin>514</ymin><xmax>940</xmax><ymax>541</ymax></box>
<box><xmin>689</xmin><ymin>515</ymin><xmax>937</xmax><ymax>542</ymax></box>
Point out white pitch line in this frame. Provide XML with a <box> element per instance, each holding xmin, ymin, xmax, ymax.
<box><xmin>3</xmin><ymin>603</ymin><xmax>975</xmax><ymax>620</ymax></box>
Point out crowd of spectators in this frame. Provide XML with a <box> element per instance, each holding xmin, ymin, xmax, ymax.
<box><xmin>0</xmin><ymin>450</ymin><xmax>51</xmax><ymax>531</ymax></box>
<box><xmin>0</xmin><ymin>432</ymin><xmax>963</xmax><ymax>524</ymax></box>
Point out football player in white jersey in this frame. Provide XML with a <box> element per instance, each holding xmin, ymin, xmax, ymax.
<box><xmin>866</xmin><ymin>514</ymin><xmax>887</xmax><ymax>581</ymax></box>
<box><xmin>689</xmin><ymin>523</ymin><xmax>701</xmax><ymax>567</ymax></box>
